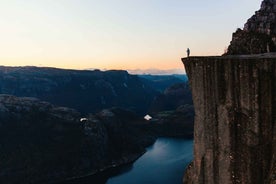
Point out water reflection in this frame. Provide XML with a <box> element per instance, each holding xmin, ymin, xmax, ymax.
<box><xmin>61</xmin><ymin>138</ymin><xmax>193</xmax><ymax>184</ymax></box>
<box><xmin>107</xmin><ymin>138</ymin><xmax>193</xmax><ymax>184</ymax></box>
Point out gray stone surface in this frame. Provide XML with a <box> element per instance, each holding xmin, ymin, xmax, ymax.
<box><xmin>182</xmin><ymin>56</ymin><xmax>276</xmax><ymax>184</ymax></box>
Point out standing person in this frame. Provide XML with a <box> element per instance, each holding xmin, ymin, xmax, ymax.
<box><xmin>187</xmin><ymin>48</ymin><xmax>190</xmax><ymax>57</ymax></box>
<box><xmin>267</xmin><ymin>43</ymin><xmax>270</xmax><ymax>53</ymax></box>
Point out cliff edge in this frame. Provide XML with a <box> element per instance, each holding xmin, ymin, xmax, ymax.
<box><xmin>182</xmin><ymin>55</ymin><xmax>276</xmax><ymax>183</ymax></box>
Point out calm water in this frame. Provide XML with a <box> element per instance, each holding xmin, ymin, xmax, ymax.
<box><xmin>107</xmin><ymin>138</ymin><xmax>193</xmax><ymax>184</ymax></box>
<box><xmin>63</xmin><ymin>138</ymin><xmax>193</xmax><ymax>184</ymax></box>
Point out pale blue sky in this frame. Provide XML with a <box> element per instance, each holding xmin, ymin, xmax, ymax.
<box><xmin>0</xmin><ymin>0</ymin><xmax>261</xmax><ymax>70</ymax></box>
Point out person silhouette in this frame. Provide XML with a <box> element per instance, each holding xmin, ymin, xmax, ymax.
<box><xmin>187</xmin><ymin>48</ymin><xmax>190</xmax><ymax>57</ymax></box>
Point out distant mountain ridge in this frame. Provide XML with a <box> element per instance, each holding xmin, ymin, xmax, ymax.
<box><xmin>127</xmin><ymin>68</ymin><xmax>185</xmax><ymax>75</ymax></box>
<box><xmin>87</xmin><ymin>68</ymin><xmax>185</xmax><ymax>75</ymax></box>
<box><xmin>0</xmin><ymin>66</ymin><xmax>158</xmax><ymax>115</ymax></box>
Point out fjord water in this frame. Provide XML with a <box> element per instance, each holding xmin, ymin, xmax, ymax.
<box><xmin>65</xmin><ymin>138</ymin><xmax>193</xmax><ymax>184</ymax></box>
<box><xmin>107</xmin><ymin>138</ymin><xmax>193</xmax><ymax>184</ymax></box>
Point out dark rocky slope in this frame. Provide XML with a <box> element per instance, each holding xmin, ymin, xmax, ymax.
<box><xmin>0</xmin><ymin>66</ymin><xmax>157</xmax><ymax>115</ymax></box>
<box><xmin>147</xmin><ymin>83</ymin><xmax>194</xmax><ymax>138</ymax></box>
<box><xmin>226</xmin><ymin>0</ymin><xmax>276</xmax><ymax>55</ymax></box>
<box><xmin>182</xmin><ymin>55</ymin><xmax>276</xmax><ymax>184</ymax></box>
<box><xmin>148</xmin><ymin>105</ymin><xmax>194</xmax><ymax>138</ymax></box>
<box><xmin>0</xmin><ymin>95</ymin><xmax>154</xmax><ymax>184</ymax></box>
<box><xmin>149</xmin><ymin>82</ymin><xmax>193</xmax><ymax>113</ymax></box>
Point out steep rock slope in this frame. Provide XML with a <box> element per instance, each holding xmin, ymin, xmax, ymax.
<box><xmin>0</xmin><ymin>95</ymin><xmax>105</xmax><ymax>184</ymax></box>
<box><xmin>182</xmin><ymin>55</ymin><xmax>276</xmax><ymax>184</ymax></box>
<box><xmin>148</xmin><ymin>105</ymin><xmax>194</xmax><ymax>138</ymax></box>
<box><xmin>149</xmin><ymin>82</ymin><xmax>193</xmax><ymax>113</ymax></box>
<box><xmin>227</xmin><ymin>0</ymin><xmax>276</xmax><ymax>54</ymax></box>
<box><xmin>0</xmin><ymin>95</ymin><xmax>154</xmax><ymax>184</ymax></box>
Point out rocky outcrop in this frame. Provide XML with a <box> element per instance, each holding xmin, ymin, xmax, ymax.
<box><xmin>182</xmin><ymin>55</ymin><xmax>276</xmax><ymax>184</ymax></box>
<box><xmin>0</xmin><ymin>95</ymin><xmax>155</xmax><ymax>184</ymax></box>
<box><xmin>226</xmin><ymin>0</ymin><xmax>276</xmax><ymax>54</ymax></box>
<box><xmin>226</xmin><ymin>28</ymin><xmax>275</xmax><ymax>55</ymax></box>
<box><xmin>244</xmin><ymin>0</ymin><xmax>276</xmax><ymax>38</ymax></box>
<box><xmin>0</xmin><ymin>66</ymin><xmax>157</xmax><ymax>115</ymax></box>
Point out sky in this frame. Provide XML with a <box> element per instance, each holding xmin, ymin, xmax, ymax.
<box><xmin>0</xmin><ymin>0</ymin><xmax>261</xmax><ymax>72</ymax></box>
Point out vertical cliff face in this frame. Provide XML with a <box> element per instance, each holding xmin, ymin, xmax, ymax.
<box><xmin>182</xmin><ymin>55</ymin><xmax>276</xmax><ymax>184</ymax></box>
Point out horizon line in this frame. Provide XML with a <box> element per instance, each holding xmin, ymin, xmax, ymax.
<box><xmin>0</xmin><ymin>65</ymin><xmax>186</xmax><ymax>75</ymax></box>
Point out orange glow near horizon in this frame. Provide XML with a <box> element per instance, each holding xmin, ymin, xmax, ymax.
<box><xmin>0</xmin><ymin>57</ymin><xmax>187</xmax><ymax>71</ymax></box>
<box><xmin>0</xmin><ymin>44</ymin><xmax>224</xmax><ymax>71</ymax></box>
<box><xmin>0</xmin><ymin>1</ymin><xmax>261</xmax><ymax>72</ymax></box>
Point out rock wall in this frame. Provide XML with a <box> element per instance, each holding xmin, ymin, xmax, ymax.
<box><xmin>182</xmin><ymin>55</ymin><xmax>276</xmax><ymax>184</ymax></box>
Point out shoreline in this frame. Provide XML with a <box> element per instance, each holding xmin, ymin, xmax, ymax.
<box><xmin>58</xmin><ymin>136</ymin><xmax>193</xmax><ymax>184</ymax></box>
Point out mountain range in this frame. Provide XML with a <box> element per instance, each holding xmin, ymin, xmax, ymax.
<box><xmin>0</xmin><ymin>65</ymin><xmax>194</xmax><ymax>183</ymax></box>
